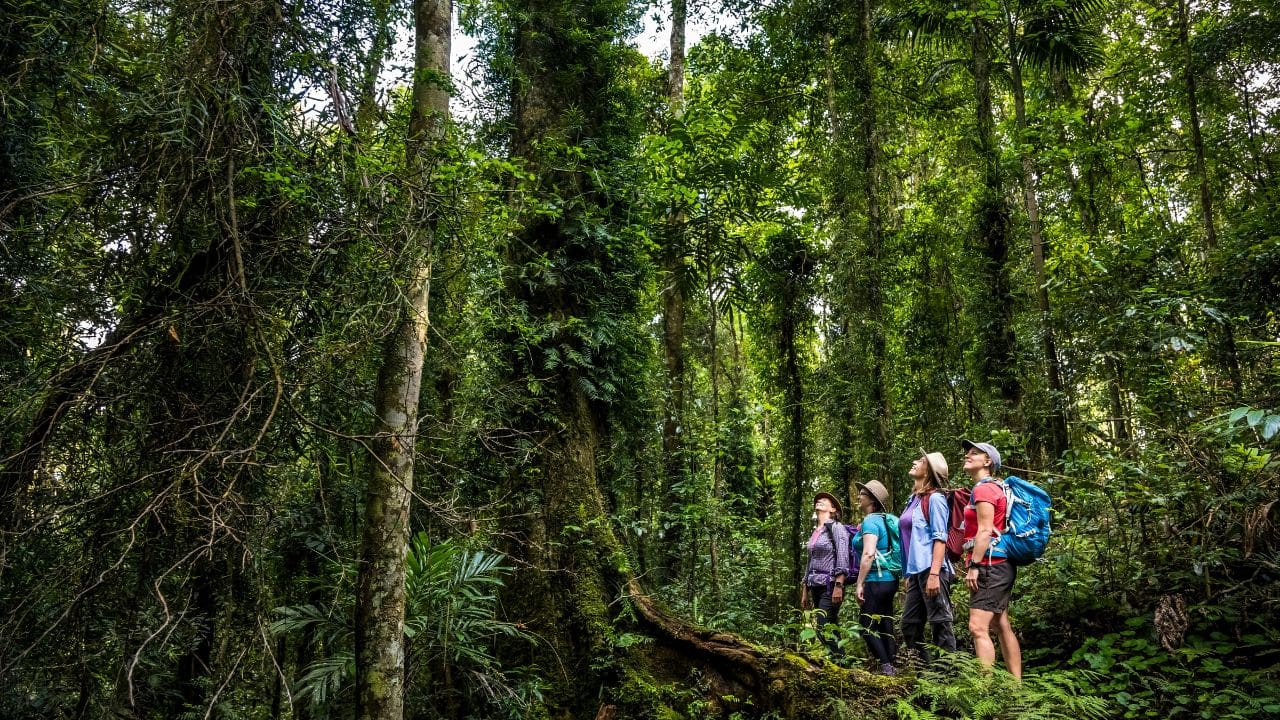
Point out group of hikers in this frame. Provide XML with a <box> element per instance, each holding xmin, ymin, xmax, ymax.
<box><xmin>801</xmin><ymin>438</ymin><xmax>1033</xmax><ymax>678</ymax></box>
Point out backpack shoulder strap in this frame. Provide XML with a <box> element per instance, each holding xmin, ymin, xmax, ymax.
<box><xmin>972</xmin><ymin>479</ymin><xmax>1011</xmax><ymax>546</ymax></box>
<box><xmin>971</xmin><ymin>477</ymin><xmax>1003</xmax><ymax>506</ymax></box>
<box><xmin>823</xmin><ymin>520</ymin><xmax>849</xmax><ymax>549</ymax></box>
<box><xmin>876</xmin><ymin>512</ymin><xmax>896</xmax><ymax>554</ymax></box>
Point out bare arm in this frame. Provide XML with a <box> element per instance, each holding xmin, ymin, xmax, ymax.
<box><xmin>856</xmin><ymin>532</ymin><xmax>877</xmax><ymax>601</ymax></box>
<box><xmin>966</xmin><ymin>501</ymin><xmax>996</xmax><ymax>591</ymax></box>
<box><xmin>970</xmin><ymin>501</ymin><xmax>996</xmax><ymax>563</ymax></box>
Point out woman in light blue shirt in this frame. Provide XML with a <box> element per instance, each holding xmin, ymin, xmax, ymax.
<box><xmin>898</xmin><ymin>449</ymin><xmax>957</xmax><ymax>662</ymax></box>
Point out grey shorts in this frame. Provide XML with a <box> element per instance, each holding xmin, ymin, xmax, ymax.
<box><xmin>970</xmin><ymin>562</ymin><xmax>1017</xmax><ymax>613</ymax></box>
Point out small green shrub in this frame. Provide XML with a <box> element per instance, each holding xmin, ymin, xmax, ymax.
<box><xmin>886</xmin><ymin>655</ymin><xmax>1109</xmax><ymax>720</ymax></box>
<box><xmin>270</xmin><ymin>534</ymin><xmax>537</xmax><ymax>718</ymax></box>
<box><xmin>1070</xmin><ymin>618</ymin><xmax>1280</xmax><ymax>719</ymax></box>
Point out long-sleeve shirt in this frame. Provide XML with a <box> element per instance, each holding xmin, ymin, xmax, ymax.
<box><xmin>804</xmin><ymin>520</ymin><xmax>851</xmax><ymax>587</ymax></box>
<box><xmin>901</xmin><ymin>492</ymin><xmax>954</xmax><ymax>576</ymax></box>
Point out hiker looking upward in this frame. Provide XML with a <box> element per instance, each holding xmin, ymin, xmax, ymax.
<box><xmin>899</xmin><ymin>450</ymin><xmax>958</xmax><ymax>662</ymax></box>
<box><xmin>853</xmin><ymin>480</ymin><xmax>901</xmax><ymax>675</ymax></box>
<box><xmin>961</xmin><ymin>439</ymin><xmax>1023</xmax><ymax>678</ymax></box>
<box><xmin>800</xmin><ymin>492</ymin><xmax>850</xmax><ymax>655</ymax></box>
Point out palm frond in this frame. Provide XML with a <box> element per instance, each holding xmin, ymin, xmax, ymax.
<box><xmin>1016</xmin><ymin>0</ymin><xmax>1109</xmax><ymax>75</ymax></box>
<box><xmin>925</xmin><ymin>57</ymin><xmax>969</xmax><ymax>91</ymax></box>
<box><xmin>1019</xmin><ymin>16</ymin><xmax>1105</xmax><ymax>75</ymax></box>
<box><xmin>880</xmin><ymin>2</ymin><xmax>971</xmax><ymax>53</ymax></box>
<box><xmin>272</xmin><ymin>533</ymin><xmax>533</xmax><ymax>715</ymax></box>
<box><xmin>270</xmin><ymin>603</ymin><xmax>339</xmax><ymax>634</ymax></box>
<box><xmin>294</xmin><ymin>651</ymin><xmax>355</xmax><ymax>708</ymax></box>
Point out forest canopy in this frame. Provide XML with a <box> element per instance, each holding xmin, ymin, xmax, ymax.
<box><xmin>1</xmin><ymin>0</ymin><xmax>1278</xmax><ymax>718</ymax></box>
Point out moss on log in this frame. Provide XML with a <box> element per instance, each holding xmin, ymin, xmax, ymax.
<box><xmin>602</xmin><ymin>579</ymin><xmax>905</xmax><ymax>719</ymax></box>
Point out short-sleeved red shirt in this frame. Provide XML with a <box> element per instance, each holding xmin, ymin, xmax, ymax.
<box><xmin>963</xmin><ymin>479</ymin><xmax>1008</xmax><ymax>565</ymax></box>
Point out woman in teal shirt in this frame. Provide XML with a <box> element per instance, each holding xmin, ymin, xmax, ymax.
<box><xmin>853</xmin><ymin>480</ymin><xmax>900</xmax><ymax>675</ymax></box>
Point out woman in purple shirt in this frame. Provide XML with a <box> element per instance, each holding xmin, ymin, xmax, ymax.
<box><xmin>801</xmin><ymin>491</ymin><xmax>851</xmax><ymax>654</ymax></box>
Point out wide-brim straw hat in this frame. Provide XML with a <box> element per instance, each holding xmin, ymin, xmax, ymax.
<box><xmin>855</xmin><ymin>480</ymin><xmax>891</xmax><ymax>512</ymax></box>
<box><xmin>813</xmin><ymin>491</ymin><xmax>843</xmax><ymax>518</ymax></box>
<box><xmin>920</xmin><ymin>447</ymin><xmax>950</xmax><ymax>485</ymax></box>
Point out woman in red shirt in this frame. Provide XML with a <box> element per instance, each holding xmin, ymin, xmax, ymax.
<box><xmin>960</xmin><ymin>439</ymin><xmax>1022</xmax><ymax>678</ymax></box>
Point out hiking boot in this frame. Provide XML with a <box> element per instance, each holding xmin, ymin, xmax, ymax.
<box><xmin>880</xmin><ymin>663</ymin><xmax>897</xmax><ymax>676</ymax></box>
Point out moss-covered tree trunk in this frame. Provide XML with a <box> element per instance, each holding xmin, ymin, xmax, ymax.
<box><xmin>658</xmin><ymin>0</ymin><xmax>690</xmax><ymax>586</ymax></box>
<box><xmin>1175</xmin><ymin>0</ymin><xmax>1243</xmax><ymax>401</ymax></box>
<box><xmin>498</xmin><ymin>0</ymin><xmax>638</xmax><ymax>709</ymax></box>
<box><xmin>853</xmin><ymin>0</ymin><xmax>893</xmax><ymax>492</ymax></box>
<box><xmin>782</xmin><ymin>295</ymin><xmax>808</xmax><ymax>600</ymax></box>
<box><xmin>970</xmin><ymin>6</ymin><xmax>1021</xmax><ymax>419</ymax></box>
<box><xmin>496</xmin><ymin>1</ymin><xmax>899</xmax><ymax>716</ymax></box>
<box><xmin>759</xmin><ymin>230</ymin><xmax>814</xmax><ymax>605</ymax></box>
<box><xmin>353</xmin><ymin>1</ymin><xmax>450</xmax><ymax>718</ymax></box>
<box><xmin>825</xmin><ymin>0</ymin><xmax>892</xmax><ymax>499</ymax></box>
<box><xmin>1177</xmin><ymin>0</ymin><xmax>1215</xmax><ymax>254</ymax></box>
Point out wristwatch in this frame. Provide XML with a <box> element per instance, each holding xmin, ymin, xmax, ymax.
<box><xmin>967</xmin><ymin>560</ymin><xmax>980</xmax><ymax>570</ymax></box>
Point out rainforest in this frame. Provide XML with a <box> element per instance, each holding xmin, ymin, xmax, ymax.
<box><xmin>1</xmin><ymin>0</ymin><xmax>1278</xmax><ymax>718</ymax></box>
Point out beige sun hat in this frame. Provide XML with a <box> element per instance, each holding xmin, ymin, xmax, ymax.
<box><xmin>919</xmin><ymin>447</ymin><xmax>950</xmax><ymax>485</ymax></box>
<box><xmin>855</xmin><ymin>479</ymin><xmax>892</xmax><ymax>512</ymax></box>
<box><xmin>813</xmin><ymin>491</ymin><xmax>843</xmax><ymax>518</ymax></box>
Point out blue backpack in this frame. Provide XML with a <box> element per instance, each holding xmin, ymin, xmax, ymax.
<box><xmin>991</xmin><ymin>475</ymin><xmax>1052</xmax><ymax>565</ymax></box>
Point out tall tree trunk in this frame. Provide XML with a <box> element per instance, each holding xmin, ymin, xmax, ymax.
<box><xmin>971</xmin><ymin>8</ymin><xmax>1022</xmax><ymax>418</ymax></box>
<box><xmin>659</xmin><ymin>262</ymin><xmax>687</xmax><ymax>582</ymax></box>
<box><xmin>173</xmin><ymin>567</ymin><xmax>219</xmax><ymax>715</ymax></box>
<box><xmin>770</xmin><ymin>234</ymin><xmax>811</xmax><ymax>601</ymax></box>
<box><xmin>500</xmin><ymin>0</ymin><xmax>643</xmax><ymax>709</ymax></box>
<box><xmin>823</xmin><ymin>34</ymin><xmax>859</xmax><ymax>500</ymax></box>
<box><xmin>354</xmin><ymin>1</ymin><xmax>450</xmax><ymax>718</ymax></box>
<box><xmin>670</xmin><ymin>0</ymin><xmax>686</xmax><ymax>115</ymax></box>
<box><xmin>824</xmin><ymin>33</ymin><xmax>843</xmax><ymax>143</ymax></box>
<box><xmin>658</xmin><ymin>0</ymin><xmax>689</xmax><ymax>585</ymax></box>
<box><xmin>783</xmin><ymin>310</ymin><xmax>807</xmax><ymax>602</ymax></box>
<box><xmin>1177</xmin><ymin>0</ymin><xmax>1216</xmax><ymax>254</ymax></box>
<box><xmin>1007</xmin><ymin>22</ymin><xmax>1068</xmax><ymax>461</ymax></box>
<box><xmin>708</xmin><ymin>268</ymin><xmax>723</xmax><ymax>603</ymax></box>
<box><xmin>1105</xmin><ymin>357</ymin><xmax>1130</xmax><ymax>444</ymax></box>
<box><xmin>826</xmin><ymin>1</ymin><xmax>891</xmax><ymax>497</ymax></box>
<box><xmin>854</xmin><ymin>0</ymin><xmax>893</xmax><ymax>491</ymax></box>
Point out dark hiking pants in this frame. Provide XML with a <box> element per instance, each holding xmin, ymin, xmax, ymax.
<box><xmin>900</xmin><ymin>569</ymin><xmax>956</xmax><ymax>662</ymax></box>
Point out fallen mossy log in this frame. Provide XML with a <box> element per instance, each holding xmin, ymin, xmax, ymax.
<box><xmin>605</xmin><ymin>579</ymin><xmax>906</xmax><ymax>719</ymax></box>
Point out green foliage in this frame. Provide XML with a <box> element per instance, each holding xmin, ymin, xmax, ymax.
<box><xmin>270</xmin><ymin>535</ymin><xmax>535</xmax><ymax>718</ymax></box>
<box><xmin>1220</xmin><ymin>406</ymin><xmax>1280</xmax><ymax>442</ymax></box>
<box><xmin>1071</xmin><ymin>620</ymin><xmax>1280</xmax><ymax>719</ymax></box>
<box><xmin>4</xmin><ymin>0</ymin><xmax>1280</xmax><ymax>716</ymax></box>
<box><xmin>888</xmin><ymin>656</ymin><xmax>1110</xmax><ymax>720</ymax></box>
